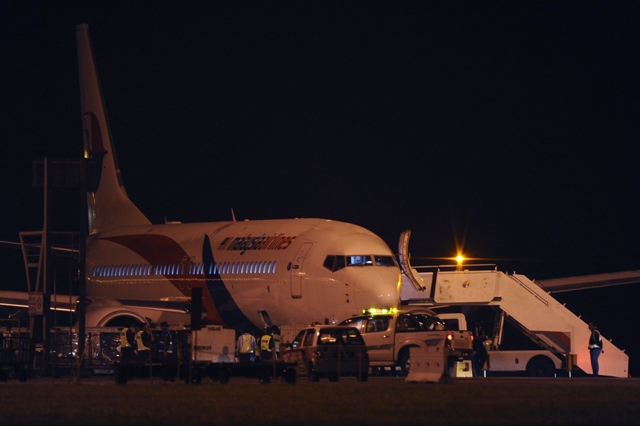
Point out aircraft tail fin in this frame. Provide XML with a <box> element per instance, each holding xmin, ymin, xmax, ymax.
<box><xmin>76</xmin><ymin>24</ymin><xmax>150</xmax><ymax>233</ymax></box>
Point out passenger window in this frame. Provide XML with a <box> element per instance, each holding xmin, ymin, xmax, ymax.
<box><xmin>366</xmin><ymin>317</ymin><xmax>390</xmax><ymax>332</ymax></box>
<box><xmin>291</xmin><ymin>330</ymin><xmax>306</xmax><ymax>348</ymax></box>
<box><xmin>318</xmin><ymin>331</ymin><xmax>338</xmax><ymax>345</ymax></box>
<box><xmin>377</xmin><ymin>319</ymin><xmax>389</xmax><ymax>331</ymax></box>
<box><xmin>341</xmin><ymin>318</ymin><xmax>363</xmax><ymax>332</ymax></box>
<box><xmin>341</xmin><ymin>329</ymin><xmax>364</xmax><ymax>345</ymax></box>
<box><xmin>397</xmin><ymin>315</ymin><xmax>419</xmax><ymax>331</ymax></box>
<box><xmin>303</xmin><ymin>329</ymin><xmax>315</xmax><ymax>347</ymax></box>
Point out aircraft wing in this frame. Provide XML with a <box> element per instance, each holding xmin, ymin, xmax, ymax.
<box><xmin>535</xmin><ymin>270</ymin><xmax>640</xmax><ymax>293</ymax></box>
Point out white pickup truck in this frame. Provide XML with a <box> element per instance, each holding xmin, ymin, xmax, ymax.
<box><xmin>338</xmin><ymin>309</ymin><xmax>474</xmax><ymax>376</ymax></box>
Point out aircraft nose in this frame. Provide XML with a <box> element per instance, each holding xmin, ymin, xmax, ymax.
<box><xmin>354</xmin><ymin>269</ymin><xmax>400</xmax><ymax>309</ymax></box>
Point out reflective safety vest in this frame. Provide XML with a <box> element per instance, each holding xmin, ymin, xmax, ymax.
<box><xmin>237</xmin><ymin>334</ymin><xmax>255</xmax><ymax>354</ymax></box>
<box><xmin>136</xmin><ymin>330</ymin><xmax>151</xmax><ymax>351</ymax></box>
<box><xmin>120</xmin><ymin>328</ymin><xmax>132</xmax><ymax>348</ymax></box>
<box><xmin>260</xmin><ymin>335</ymin><xmax>272</xmax><ymax>352</ymax></box>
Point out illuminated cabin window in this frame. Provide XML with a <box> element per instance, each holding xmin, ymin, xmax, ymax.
<box><xmin>347</xmin><ymin>255</ymin><xmax>373</xmax><ymax>266</ymax></box>
<box><xmin>92</xmin><ymin>259</ymin><xmax>281</xmax><ymax>277</ymax></box>
<box><xmin>322</xmin><ymin>255</ymin><xmax>396</xmax><ymax>272</ymax></box>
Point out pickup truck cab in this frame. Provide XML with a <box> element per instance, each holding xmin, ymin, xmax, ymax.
<box><xmin>339</xmin><ymin>309</ymin><xmax>474</xmax><ymax>376</ymax></box>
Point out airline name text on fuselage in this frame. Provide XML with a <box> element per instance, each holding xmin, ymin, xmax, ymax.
<box><xmin>217</xmin><ymin>233</ymin><xmax>297</xmax><ymax>254</ymax></box>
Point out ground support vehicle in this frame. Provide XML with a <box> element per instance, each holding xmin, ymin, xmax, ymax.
<box><xmin>400</xmin><ymin>265</ymin><xmax>629</xmax><ymax>377</ymax></box>
<box><xmin>338</xmin><ymin>309</ymin><xmax>474</xmax><ymax>377</ymax></box>
<box><xmin>438</xmin><ymin>310</ymin><xmax>564</xmax><ymax>377</ymax></box>
<box><xmin>281</xmin><ymin>325</ymin><xmax>369</xmax><ymax>382</ymax></box>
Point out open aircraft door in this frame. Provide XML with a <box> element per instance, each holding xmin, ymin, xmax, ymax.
<box><xmin>290</xmin><ymin>242</ymin><xmax>313</xmax><ymax>299</ymax></box>
<box><xmin>398</xmin><ymin>230</ymin><xmax>426</xmax><ymax>292</ymax></box>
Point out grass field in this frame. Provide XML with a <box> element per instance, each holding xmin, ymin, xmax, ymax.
<box><xmin>1</xmin><ymin>377</ymin><xmax>639</xmax><ymax>425</ymax></box>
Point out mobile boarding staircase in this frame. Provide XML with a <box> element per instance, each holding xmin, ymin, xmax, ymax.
<box><xmin>400</xmin><ymin>266</ymin><xmax>629</xmax><ymax>378</ymax></box>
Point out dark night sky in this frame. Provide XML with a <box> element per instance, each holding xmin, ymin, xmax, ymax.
<box><xmin>1</xmin><ymin>2</ymin><xmax>639</xmax><ymax>372</ymax></box>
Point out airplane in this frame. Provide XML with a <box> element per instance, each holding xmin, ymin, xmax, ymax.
<box><xmin>0</xmin><ymin>24</ymin><xmax>400</xmax><ymax>334</ymax></box>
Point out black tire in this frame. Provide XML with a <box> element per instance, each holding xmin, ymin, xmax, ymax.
<box><xmin>526</xmin><ymin>356</ymin><xmax>555</xmax><ymax>377</ymax></box>
<box><xmin>399</xmin><ymin>351</ymin><xmax>411</xmax><ymax>377</ymax></box>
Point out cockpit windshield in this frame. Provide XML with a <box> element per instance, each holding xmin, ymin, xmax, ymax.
<box><xmin>323</xmin><ymin>255</ymin><xmax>397</xmax><ymax>272</ymax></box>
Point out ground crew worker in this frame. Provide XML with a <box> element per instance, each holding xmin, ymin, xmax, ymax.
<box><xmin>473</xmin><ymin>318</ymin><xmax>488</xmax><ymax>376</ymax></box>
<box><xmin>135</xmin><ymin>323</ymin><xmax>153</xmax><ymax>363</ymax></box>
<box><xmin>588</xmin><ymin>322</ymin><xmax>603</xmax><ymax>376</ymax></box>
<box><xmin>260</xmin><ymin>326</ymin><xmax>274</xmax><ymax>361</ymax></box>
<box><xmin>120</xmin><ymin>323</ymin><xmax>137</xmax><ymax>362</ymax></box>
<box><xmin>236</xmin><ymin>330</ymin><xmax>256</xmax><ymax>363</ymax></box>
<box><xmin>271</xmin><ymin>326</ymin><xmax>281</xmax><ymax>360</ymax></box>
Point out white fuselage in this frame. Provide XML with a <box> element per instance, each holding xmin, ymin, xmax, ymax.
<box><xmin>86</xmin><ymin>218</ymin><xmax>400</xmax><ymax>329</ymax></box>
